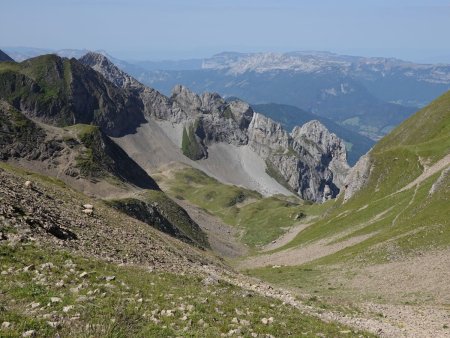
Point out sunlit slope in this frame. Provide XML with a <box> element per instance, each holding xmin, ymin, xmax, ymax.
<box><xmin>267</xmin><ymin>90</ymin><xmax>450</xmax><ymax>263</ymax></box>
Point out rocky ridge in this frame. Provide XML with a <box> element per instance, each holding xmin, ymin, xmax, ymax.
<box><xmin>80</xmin><ymin>52</ymin><xmax>350</xmax><ymax>202</ymax></box>
<box><xmin>0</xmin><ymin>54</ymin><xmax>145</xmax><ymax>137</ymax></box>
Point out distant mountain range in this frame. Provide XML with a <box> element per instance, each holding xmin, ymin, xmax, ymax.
<box><xmin>3</xmin><ymin>47</ymin><xmax>450</xmax><ymax>150</ymax></box>
<box><xmin>125</xmin><ymin>51</ymin><xmax>450</xmax><ymax>141</ymax></box>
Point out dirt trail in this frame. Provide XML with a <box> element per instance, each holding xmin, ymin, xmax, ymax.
<box><xmin>399</xmin><ymin>153</ymin><xmax>450</xmax><ymax>193</ymax></box>
<box><xmin>238</xmin><ymin>233</ymin><xmax>374</xmax><ymax>269</ymax></box>
<box><xmin>211</xmin><ymin>264</ymin><xmax>450</xmax><ymax>338</ymax></box>
<box><xmin>260</xmin><ymin>221</ymin><xmax>313</xmax><ymax>252</ymax></box>
<box><xmin>243</xmin><ymin>205</ymin><xmax>395</xmax><ymax>269</ymax></box>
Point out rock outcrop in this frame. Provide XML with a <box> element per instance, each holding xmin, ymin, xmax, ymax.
<box><xmin>0</xmin><ymin>100</ymin><xmax>159</xmax><ymax>190</ymax></box>
<box><xmin>248</xmin><ymin>114</ymin><xmax>349</xmax><ymax>201</ymax></box>
<box><xmin>343</xmin><ymin>153</ymin><xmax>372</xmax><ymax>201</ymax></box>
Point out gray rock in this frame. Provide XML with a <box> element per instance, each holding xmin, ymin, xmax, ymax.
<box><xmin>1</xmin><ymin>321</ymin><xmax>11</xmax><ymax>329</ymax></box>
<box><xmin>22</xmin><ymin>330</ymin><xmax>36</xmax><ymax>337</ymax></box>
<box><xmin>343</xmin><ymin>153</ymin><xmax>372</xmax><ymax>201</ymax></box>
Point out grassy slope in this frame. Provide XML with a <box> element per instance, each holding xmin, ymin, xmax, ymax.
<box><xmin>154</xmin><ymin>167</ymin><xmax>331</xmax><ymax>248</ymax></box>
<box><xmin>249</xmin><ymin>92</ymin><xmax>450</xmax><ymax>292</ymax></box>
<box><xmin>0</xmin><ymin>163</ymin><xmax>367</xmax><ymax>337</ymax></box>
<box><xmin>0</xmin><ymin>245</ymin><xmax>370</xmax><ymax>338</ymax></box>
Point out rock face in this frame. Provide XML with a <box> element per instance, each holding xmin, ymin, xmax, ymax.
<box><xmin>343</xmin><ymin>153</ymin><xmax>372</xmax><ymax>201</ymax></box>
<box><xmin>105</xmin><ymin>197</ymin><xmax>205</xmax><ymax>246</ymax></box>
<box><xmin>248</xmin><ymin>114</ymin><xmax>349</xmax><ymax>201</ymax></box>
<box><xmin>0</xmin><ymin>100</ymin><xmax>159</xmax><ymax>190</ymax></box>
<box><xmin>80</xmin><ymin>53</ymin><xmax>350</xmax><ymax>202</ymax></box>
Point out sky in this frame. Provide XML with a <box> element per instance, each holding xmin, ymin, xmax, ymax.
<box><xmin>1</xmin><ymin>0</ymin><xmax>450</xmax><ymax>62</ymax></box>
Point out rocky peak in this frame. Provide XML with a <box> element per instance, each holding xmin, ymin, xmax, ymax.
<box><xmin>228</xmin><ymin>99</ymin><xmax>254</xmax><ymax>129</ymax></box>
<box><xmin>200</xmin><ymin>92</ymin><xmax>226</xmax><ymax>114</ymax></box>
<box><xmin>292</xmin><ymin>120</ymin><xmax>348</xmax><ymax>162</ymax></box>
<box><xmin>80</xmin><ymin>52</ymin><xmax>144</xmax><ymax>91</ymax></box>
<box><xmin>170</xmin><ymin>85</ymin><xmax>203</xmax><ymax>115</ymax></box>
<box><xmin>291</xmin><ymin>120</ymin><xmax>349</xmax><ymax>191</ymax></box>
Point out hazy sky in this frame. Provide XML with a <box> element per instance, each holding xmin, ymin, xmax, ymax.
<box><xmin>2</xmin><ymin>0</ymin><xmax>450</xmax><ymax>62</ymax></box>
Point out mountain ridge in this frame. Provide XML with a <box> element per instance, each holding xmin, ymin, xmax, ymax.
<box><xmin>80</xmin><ymin>52</ymin><xmax>350</xmax><ymax>202</ymax></box>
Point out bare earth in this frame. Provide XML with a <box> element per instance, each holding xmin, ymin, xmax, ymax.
<box><xmin>399</xmin><ymin>153</ymin><xmax>450</xmax><ymax>192</ymax></box>
<box><xmin>238</xmin><ymin>233</ymin><xmax>375</xmax><ymax>269</ymax></box>
<box><xmin>113</xmin><ymin>119</ymin><xmax>292</xmax><ymax>197</ymax></box>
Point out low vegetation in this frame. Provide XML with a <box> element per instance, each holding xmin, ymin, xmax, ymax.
<box><xmin>155</xmin><ymin>167</ymin><xmax>328</xmax><ymax>248</ymax></box>
<box><xmin>0</xmin><ymin>243</ymin><xmax>370</xmax><ymax>337</ymax></box>
<box><xmin>181</xmin><ymin>120</ymin><xmax>205</xmax><ymax>160</ymax></box>
<box><xmin>247</xmin><ymin>90</ymin><xmax>450</xmax><ymax>306</ymax></box>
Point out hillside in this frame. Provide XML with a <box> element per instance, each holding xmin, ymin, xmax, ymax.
<box><xmin>242</xmin><ymin>90</ymin><xmax>450</xmax><ymax>337</ymax></box>
<box><xmin>0</xmin><ymin>54</ymin><xmax>145</xmax><ymax>137</ymax></box>
<box><xmin>0</xmin><ymin>162</ymin><xmax>374</xmax><ymax>337</ymax></box>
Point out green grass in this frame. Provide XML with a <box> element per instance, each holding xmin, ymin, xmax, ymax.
<box><xmin>181</xmin><ymin>120</ymin><xmax>204</xmax><ymax>160</ymax></box>
<box><xmin>0</xmin><ymin>244</ymin><xmax>370</xmax><ymax>337</ymax></box>
<box><xmin>241</xmin><ymin>91</ymin><xmax>450</xmax><ymax>309</ymax></box>
<box><xmin>247</xmin><ymin>264</ymin><xmax>363</xmax><ymax>309</ymax></box>
<box><xmin>157</xmin><ymin>167</ymin><xmax>327</xmax><ymax>248</ymax></box>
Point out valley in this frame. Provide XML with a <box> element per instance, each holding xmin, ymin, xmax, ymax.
<box><xmin>0</xmin><ymin>47</ymin><xmax>449</xmax><ymax>338</ymax></box>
